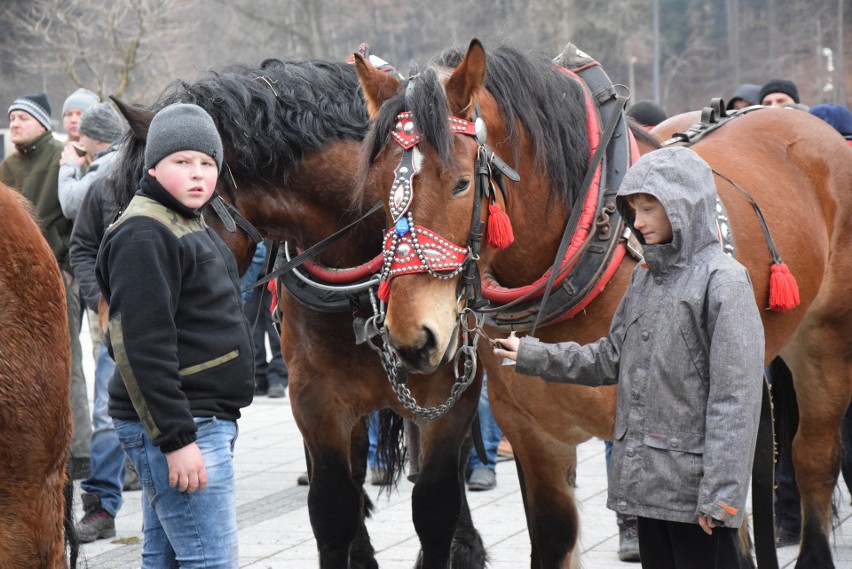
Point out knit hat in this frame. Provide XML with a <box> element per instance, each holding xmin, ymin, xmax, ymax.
<box><xmin>725</xmin><ymin>83</ymin><xmax>760</xmax><ymax>110</ymax></box>
<box><xmin>8</xmin><ymin>92</ymin><xmax>52</xmax><ymax>131</ymax></box>
<box><xmin>79</xmin><ymin>102</ymin><xmax>123</xmax><ymax>143</ymax></box>
<box><xmin>809</xmin><ymin>104</ymin><xmax>852</xmax><ymax>137</ymax></box>
<box><xmin>62</xmin><ymin>88</ymin><xmax>99</xmax><ymax>115</ymax></box>
<box><xmin>627</xmin><ymin>100</ymin><xmax>668</xmax><ymax>128</ymax></box>
<box><xmin>759</xmin><ymin>79</ymin><xmax>800</xmax><ymax>105</ymax></box>
<box><xmin>144</xmin><ymin>103</ymin><xmax>223</xmax><ymax>171</ymax></box>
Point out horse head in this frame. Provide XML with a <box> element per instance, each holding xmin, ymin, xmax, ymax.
<box><xmin>357</xmin><ymin>40</ymin><xmax>587</xmax><ymax>373</ymax></box>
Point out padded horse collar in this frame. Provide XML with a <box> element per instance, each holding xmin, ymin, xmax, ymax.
<box><xmin>478</xmin><ymin>44</ymin><xmax>634</xmax><ymax>331</ymax></box>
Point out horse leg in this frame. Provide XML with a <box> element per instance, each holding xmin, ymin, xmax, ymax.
<box><xmin>784</xmin><ymin>328</ymin><xmax>852</xmax><ymax>569</ymax></box>
<box><xmin>411</xmin><ymin>383</ymin><xmax>485</xmax><ymax>568</ymax></box>
<box><xmin>515</xmin><ymin>438</ymin><xmax>581</xmax><ymax>569</ymax></box>
<box><xmin>297</xmin><ymin>400</ymin><xmax>375</xmax><ymax>569</ymax></box>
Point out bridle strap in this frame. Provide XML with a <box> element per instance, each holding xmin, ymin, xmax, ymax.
<box><xmin>247</xmin><ymin>200</ymin><xmax>385</xmax><ymax>290</ymax></box>
<box><xmin>530</xmin><ymin>91</ymin><xmax>627</xmax><ymax>335</ymax></box>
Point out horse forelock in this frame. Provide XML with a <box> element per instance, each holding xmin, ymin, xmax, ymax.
<box><xmin>116</xmin><ymin>60</ymin><xmax>369</xmax><ymax>208</ymax></box>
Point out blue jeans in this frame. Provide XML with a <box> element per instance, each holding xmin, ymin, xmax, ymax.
<box><xmin>81</xmin><ymin>343</ymin><xmax>124</xmax><ymax>515</ymax></box>
<box><xmin>468</xmin><ymin>375</ymin><xmax>502</xmax><ymax>473</ymax></box>
<box><xmin>114</xmin><ymin>417</ymin><xmax>240</xmax><ymax>569</ymax></box>
<box><xmin>367</xmin><ymin>411</ymin><xmax>381</xmax><ymax>469</ymax></box>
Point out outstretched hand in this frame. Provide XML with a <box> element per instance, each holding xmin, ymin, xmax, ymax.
<box><xmin>493</xmin><ymin>334</ymin><xmax>520</xmax><ymax>362</ymax></box>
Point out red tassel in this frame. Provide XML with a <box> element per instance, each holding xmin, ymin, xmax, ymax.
<box><xmin>267</xmin><ymin>279</ymin><xmax>278</xmax><ymax>314</ymax></box>
<box><xmin>377</xmin><ymin>279</ymin><xmax>391</xmax><ymax>302</ymax></box>
<box><xmin>768</xmin><ymin>262</ymin><xmax>800</xmax><ymax>311</ymax></box>
<box><xmin>486</xmin><ymin>202</ymin><xmax>514</xmax><ymax>249</ymax></box>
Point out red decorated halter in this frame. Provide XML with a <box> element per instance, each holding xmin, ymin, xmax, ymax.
<box><xmin>377</xmin><ymin>111</ymin><xmax>486</xmax><ymax>301</ymax></box>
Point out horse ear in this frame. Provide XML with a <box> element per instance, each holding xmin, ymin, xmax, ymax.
<box><xmin>445</xmin><ymin>39</ymin><xmax>486</xmax><ymax>116</ymax></box>
<box><xmin>354</xmin><ymin>53</ymin><xmax>401</xmax><ymax>118</ymax></box>
<box><xmin>109</xmin><ymin>95</ymin><xmax>154</xmax><ymax>141</ymax></box>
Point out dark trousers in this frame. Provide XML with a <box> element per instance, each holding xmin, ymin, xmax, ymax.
<box><xmin>243</xmin><ymin>288</ymin><xmax>288</xmax><ymax>390</ymax></box>
<box><xmin>768</xmin><ymin>358</ymin><xmax>801</xmax><ymax>534</ymax></box>
<box><xmin>637</xmin><ymin>517</ymin><xmax>739</xmax><ymax>569</ymax></box>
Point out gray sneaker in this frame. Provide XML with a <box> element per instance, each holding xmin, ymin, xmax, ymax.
<box><xmin>267</xmin><ymin>384</ymin><xmax>287</xmax><ymax>398</ymax></box>
<box><xmin>76</xmin><ymin>494</ymin><xmax>116</xmax><ymax>543</ymax></box>
<box><xmin>467</xmin><ymin>468</ymin><xmax>496</xmax><ymax>491</ymax></box>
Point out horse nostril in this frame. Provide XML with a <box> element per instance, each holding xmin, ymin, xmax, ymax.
<box><xmin>420</xmin><ymin>326</ymin><xmax>437</xmax><ymax>355</ymax></box>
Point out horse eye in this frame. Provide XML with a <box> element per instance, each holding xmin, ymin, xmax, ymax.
<box><xmin>452</xmin><ymin>178</ymin><xmax>470</xmax><ymax>196</ymax></box>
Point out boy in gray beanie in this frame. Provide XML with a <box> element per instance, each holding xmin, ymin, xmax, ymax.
<box><xmin>96</xmin><ymin>101</ymin><xmax>253</xmax><ymax>566</ymax></box>
<box><xmin>58</xmin><ymin>102</ymin><xmax>124</xmax><ymax>220</ymax></box>
<box><xmin>144</xmin><ymin>102</ymin><xmax>223</xmax><ymax>171</ymax></box>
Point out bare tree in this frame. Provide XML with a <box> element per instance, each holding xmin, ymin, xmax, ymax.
<box><xmin>6</xmin><ymin>0</ymin><xmax>199</xmax><ymax>101</ymax></box>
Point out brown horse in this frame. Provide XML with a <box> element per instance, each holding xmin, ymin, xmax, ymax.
<box><xmin>111</xmin><ymin>56</ymin><xmax>487</xmax><ymax>569</ymax></box>
<box><xmin>0</xmin><ymin>183</ymin><xmax>72</xmax><ymax>568</ymax></box>
<box><xmin>355</xmin><ymin>40</ymin><xmax>852</xmax><ymax>568</ymax></box>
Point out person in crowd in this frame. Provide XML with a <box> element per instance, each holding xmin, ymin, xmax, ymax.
<box><xmin>809</xmin><ymin>103</ymin><xmax>852</xmax><ymax>146</ymax></box>
<box><xmin>626</xmin><ymin>100</ymin><xmax>668</xmax><ymax>129</ymax></box>
<box><xmin>725</xmin><ymin>83</ymin><xmax>760</xmax><ymax>111</ymax></box>
<box><xmin>240</xmin><ymin>241</ymin><xmax>288</xmax><ymax>398</ymax></box>
<box><xmin>1</xmin><ymin>92</ymin><xmax>92</xmax><ymax>479</ymax></box>
<box><xmin>96</xmin><ymin>103</ymin><xmax>255</xmax><ymax>567</ymax></box>
<box><xmin>465</xmin><ymin>373</ymin><xmax>501</xmax><ymax>492</ymax></box>
<box><xmin>67</xmin><ymin>103</ymin><xmax>133</xmax><ymax>543</ymax></box>
<box><xmin>59</xmin><ymin>102</ymin><xmax>123</xmax><ymax>219</ymax></box>
<box><xmin>495</xmin><ymin>146</ymin><xmax>764</xmax><ymax>569</ymax></box>
<box><xmin>759</xmin><ymin>79</ymin><xmax>800</xmax><ymax>108</ymax></box>
<box><xmin>62</xmin><ymin>87</ymin><xmax>99</xmax><ymax>145</ymax></box>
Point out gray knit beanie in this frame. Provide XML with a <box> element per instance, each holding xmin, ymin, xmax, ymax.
<box><xmin>8</xmin><ymin>92</ymin><xmax>52</xmax><ymax>131</ymax></box>
<box><xmin>79</xmin><ymin>102</ymin><xmax>123</xmax><ymax>143</ymax></box>
<box><xmin>62</xmin><ymin>88</ymin><xmax>99</xmax><ymax>115</ymax></box>
<box><xmin>144</xmin><ymin>103</ymin><xmax>223</xmax><ymax>171</ymax></box>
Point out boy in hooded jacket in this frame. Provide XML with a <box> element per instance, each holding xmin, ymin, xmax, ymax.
<box><xmin>96</xmin><ymin>102</ymin><xmax>254</xmax><ymax>568</ymax></box>
<box><xmin>495</xmin><ymin>146</ymin><xmax>764</xmax><ymax>568</ymax></box>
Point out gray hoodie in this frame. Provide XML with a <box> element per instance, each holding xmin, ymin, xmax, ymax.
<box><xmin>515</xmin><ymin>146</ymin><xmax>764</xmax><ymax>527</ymax></box>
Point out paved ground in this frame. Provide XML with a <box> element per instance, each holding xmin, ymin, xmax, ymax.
<box><xmin>73</xmin><ymin>322</ymin><xmax>852</xmax><ymax>569</ymax></box>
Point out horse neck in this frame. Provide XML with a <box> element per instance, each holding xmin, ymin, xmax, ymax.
<box><xmin>237</xmin><ymin>140</ymin><xmax>384</xmax><ymax>267</ymax></box>
<box><xmin>487</xmin><ymin>138</ymin><xmax>572</xmax><ymax>288</ymax></box>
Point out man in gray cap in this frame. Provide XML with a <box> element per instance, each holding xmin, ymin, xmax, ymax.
<box><xmin>62</xmin><ymin>87</ymin><xmax>99</xmax><ymax>142</ymax></box>
<box><xmin>1</xmin><ymin>92</ymin><xmax>93</xmax><ymax>479</ymax></box>
<box><xmin>59</xmin><ymin>102</ymin><xmax>124</xmax><ymax>219</ymax></box>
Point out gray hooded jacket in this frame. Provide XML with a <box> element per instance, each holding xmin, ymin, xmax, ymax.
<box><xmin>515</xmin><ymin>146</ymin><xmax>764</xmax><ymax>527</ymax></box>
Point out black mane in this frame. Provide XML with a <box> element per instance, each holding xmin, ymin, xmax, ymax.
<box><xmin>362</xmin><ymin>45</ymin><xmax>589</xmax><ymax>208</ymax></box>
<box><xmin>114</xmin><ymin>59</ymin><xmax>368</xmax><ymax>207</ymax></box>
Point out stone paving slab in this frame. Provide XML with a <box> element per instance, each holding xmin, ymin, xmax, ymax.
<box><xmin>74</xmin><ymin>323</ymin><xmax>852</xmax><ymax>568</ymax></box>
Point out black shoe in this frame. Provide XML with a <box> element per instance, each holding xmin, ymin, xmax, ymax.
<box><xmin>77</xmin><ymin>494</ymin><xmax>116</xmax><ymax>543</ymax></box>
<box><xmin>371</xmin><ymin>467</ymin><xmax>391</xmax><ymax>486</ymax></box>
<box><xmin>775</xmin><ymin>526</ymin><xmax>801</xmax><ymax>547</ymax></box>
<box><xmin>297</xmin><ymin>471</ymin><xmax>309</xmax><ymax>486</ymax></box>
<box><xmin>617</xmin><ymin>515</ymin><xmax>640</xmax><ymax>562</ymax></box>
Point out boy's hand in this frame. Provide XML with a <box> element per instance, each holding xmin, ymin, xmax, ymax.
<box><xmin>698</xmin><ymin>514</ymin><xmax>716</xmax><ymax>535</ymax></box>
<box><xmin>165</xmin><ymin>442</ymin><xmax>208</xmax><ymax>493</ymax></box>
<box><xmin>493</xmin><ymin>334</ymin><xmax>520</xmax><ymax>362</ymax></box>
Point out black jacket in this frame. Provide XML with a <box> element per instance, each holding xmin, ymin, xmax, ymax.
<box><xmin>69</xmin><ymin>176</ymin><xmax>120</xmax><ymax>308</ymax></box>
<box><xmin>96</xmin><ymin>174</ymin><xmax>254</xmax><ymax>452</ymax></box>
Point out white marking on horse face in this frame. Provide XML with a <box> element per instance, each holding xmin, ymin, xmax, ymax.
<box><xmin>412</xmin><ymin>147</ymin><xmax>425</xmax><ymax>172</ymax></box>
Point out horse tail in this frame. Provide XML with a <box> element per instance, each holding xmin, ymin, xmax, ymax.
<box><xmin>64</xmin><ymin>475</ymin><xmax>80</xmax><ymax>568</ymax></box>
<box><xmin>375</xmin><ymin>408</ymin><xmax>406</xmax><ymax>494</ymax></box>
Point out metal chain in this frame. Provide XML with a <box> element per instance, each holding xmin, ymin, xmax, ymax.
<box><xmin>363</xmin><ymin>288</ymin><xmax>479</xmax><ymax>421</ymax></box>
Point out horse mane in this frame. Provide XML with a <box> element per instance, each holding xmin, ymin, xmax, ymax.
<box><xmin>360</xmin><ymin>45</ymin><xmax>590</xmax><ymax>208</ymax></box>
<box><xmin>114</xmin><ymin>59</ymin><xmax>369</xmax><ymax>207</ymax></box>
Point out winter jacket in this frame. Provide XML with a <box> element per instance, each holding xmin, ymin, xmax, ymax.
<box><xmin>58</xmin><ymin>142</ymin><xmax>120</xmax><ymax>219</ymax></box>
<box><xmin>69</xmin><ymin>175</ymin><xmax>120</xmax><ymax>309</ymax></box>
<box><xmin>515</xmin><ymin>146</ymin><xmax>764</xmax><ymax>528</ymax></box>
<box><xmin>0</xmin><ymin>131</ymin><xmax>71</xmax><ymax>269</ymax></box>
<box><xmin>96</xmin><ymin>173</ymin><xmax>254</xmax><ymax>452</ymax></box>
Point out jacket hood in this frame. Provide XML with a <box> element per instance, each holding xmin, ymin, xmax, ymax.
<box><xmin>616</xmin><ymin>146</ymin><xmax>719</xmax><ymax>275</ymax></box>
